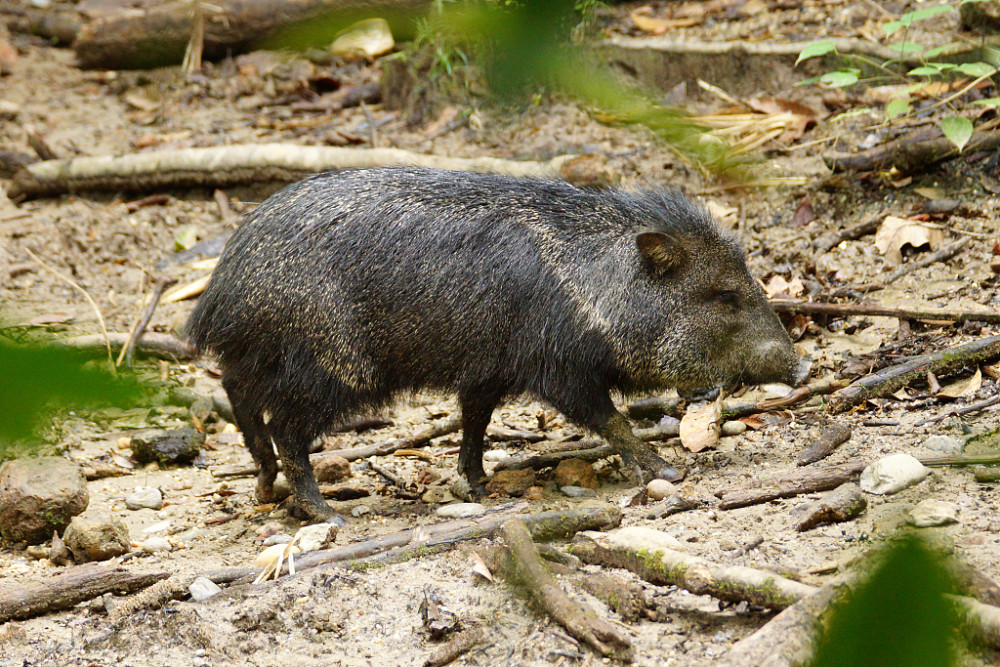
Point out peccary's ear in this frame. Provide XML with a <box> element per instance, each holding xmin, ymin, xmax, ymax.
<box><xmin>636</xmin><ymin>231</ymin><xmax>686</xmax><ymax>274</ymax></box>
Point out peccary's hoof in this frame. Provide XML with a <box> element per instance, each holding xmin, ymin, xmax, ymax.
<box><xmin>290</xmin><ymin>499</ymin><xmax>346</xmax><ymax>524</ymax></box>
<box><xmin>450</xmin><ymin>477</ymin><xmax>487</xmax><ymax>502</ymax></box>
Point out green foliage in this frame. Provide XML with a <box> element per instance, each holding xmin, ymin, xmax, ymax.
<box><xmin>811</xmin><ymin>534</ymin><xmax>963</xmax><ymax>667</ymax></box>
<box><xmin>796</xmin><ymin>0</ymin><xmax>998</xmax><ymax>152</ymax></box>
<box><xmin>0</xmin><ymin>340</ymin><xmax>145</xmax><ymax>452</ymax></box>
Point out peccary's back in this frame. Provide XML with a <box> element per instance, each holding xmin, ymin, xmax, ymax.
<box><xmin>186</xmin><ymin>167</ymin><xmax>732</xmax><ymax>408</ymax></box>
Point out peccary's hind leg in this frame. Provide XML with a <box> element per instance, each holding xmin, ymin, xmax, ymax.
<box><xmin>459</xmin><ymin>391</ymin><xmax>499</xmax><ymax>496</ymax></box>
<box><xmin>224</xmin><ymin>378</ymin><xmax>279</xmax><ymax>503</ymax></box>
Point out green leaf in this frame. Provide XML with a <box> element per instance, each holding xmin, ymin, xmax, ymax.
<box><xmin>796</xmin><ymin>40</ymin><xmax>838</xmax><ymax>65</ymax></box>
<box><xmin>885</xmin><ymin>99</ymin><xmax>912</xmax><ymax>120</ymax></box>
<box><xmin>829</xmin><ymin>108</ymin><xmax>874</xmax><ymax>123</ymax></box>
<box><xmin>884</xmin><ymin>4</ymin><xmax>954</xmax><ymax>35</ymax></box>
<box><xmin>820</xmin><ymin>69</ymin><xmax>860</xmax><ymax>88</ymax></box>
<box><xmin>907</xmin><ymin>66</ymin><xmax>943</xmax><ymax>77</ymax></box>
<box><xmin>794</xmin><ymin>75</ymin><xmax>824</xmax><ymax>87</ymax></box>
<box><xmin>954</xmin><ymin>62</ymin><xmax>997</xmax><ymax>77</ymax></box>
<box><xmin>973</xmin><ymin>97</ymin><xmax>1000</xmax><ymax>106</ymax></box>
<box><xmin>940</xmin><ymin>116</ymin><xmax>974</xmax><ymax>151</ymax></box>
<box><xmin>811</xmin><ymin>535</ymin><xmax>961</xmax><ymax>667</ymax></box>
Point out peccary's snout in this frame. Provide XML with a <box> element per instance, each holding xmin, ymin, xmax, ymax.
<box><xmin>748</xmin><ymin>335</ymin><xmax>810</xmax><ymax>387</ymax></box>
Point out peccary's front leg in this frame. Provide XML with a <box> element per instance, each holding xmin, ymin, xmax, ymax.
<box><xmin>270</xmin><ymin>425</ymin><xmax>341</xmax><ymax>522</ymax></box>
<box><xmin>597</xmin><ymin>412</ymin><xmax>674</xmax><ymax>484</ymax></box>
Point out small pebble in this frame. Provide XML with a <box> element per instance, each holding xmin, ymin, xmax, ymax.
<box><xmin>351</xmin><ymin>504</ymin><xmax>372</xmax><ymax>518</ymax></box>
<box><xmin>483</xmin><ymin>449</ymin><xmax>510</xmax><ymax>462</ymax></box>
<box><xmin>908</xmin><ymin>499</ymin><xmax>959</xmax><ymax>528</ymax></box>
<box><xmin>141</xmin><ymin>536</ymin><xmax>171</xmax><ymax>553</ymax></box>
<box><xmin>294</xmin><ymin>523</ymin><xmax>337</xmax><ymax>551</ymax></box>
<box><xmin>189</xmin><ymin>576</ymin><xmax>222</xmax><ymax>602</ymax></box>
<box><xmin>560</xmin><ymin>485</ymin><xmax>597</xmax><ymax>498</ymax></box>
<box><xmin>721</xmin><ymin>421</ymin><xmax>747</xmax><ymax>437</ymax></box>
<box><xmin>422</xmin><ymin>487</ymin><xmax>456</xmax><ymax>504</ymax></box>
<box><xmin>920</xmin><ymin>434</ymin><xmax>963</xmax><ymax>454</ymax></box>
<box><xmin>436</xmin><ymin>502</ymin><xmax>486</xmax><ymax>519</ymax></box>
<box><xmin>262</xmin><ymin>534</ymin><xmax>292</xmax><ymax>546</ymax></box>
<box><xmin>859</xmin><ymin>454</ymin><xmax>929</xmax><ymax>495</ymax></box>
<box><xmin>175</xmin><ymin>527</ymin><xmax>209</xmax><ymax>542</ymax></box>
<box><xmin>973</xmin><ymin>466</ymin><xmax>1000</xmax><ymax>483</ymax></box>
<box><xmin>124</xmin><ymin>487</ymin><xmax>163</xmax><ymax>511</ymax></box>
<box><xmin>646</xmin><ymin>478</ymin><xmax>675</xmax><ymax>501</ymax></box>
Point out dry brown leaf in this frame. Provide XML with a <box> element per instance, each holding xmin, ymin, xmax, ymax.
<box><xmin>984</xmin><ymin>363</ymin><xmax>1000</xmax><ymax>381</ymax></box>
<box><xmin>763</xmin><ymin>275</ymin><xmax>804</xmax><ymax>298</ymax></box>
<box><xmin>469</xmin><ymin>551</ymin><xmax>494</xmax><ymax>583</ymax></box>
<box><xmin>936</xmin><ymin>368</ymin><xmax>982</xmax><ymax>399</ymax></box>
<box><xmin>630</xmin><ymin>9</ymin><xmax>700</xmax><ymax>33</ymax></box>
<box><xmin>874</xmin><ymin>215</ymin><xmax>943</xmax><ymax>265</ymax></box>
<box><xmin>741</xmin><ymin>0</ymin><xmax>767</xmax><ymax>15</ymax></box>
<box><xmin>706</xmin><ymin>200</ymin><xmax>738</xmax><ymax>227</ymax></box>
<box><xmin>679</xmin><ymin>398</ymin><xmax>721</xmax><ymax>453</ymax></box>
<box><xmin>914</xmin><ymin>187</ymin><xmax>944</xmax><ymax>200</ymax></box>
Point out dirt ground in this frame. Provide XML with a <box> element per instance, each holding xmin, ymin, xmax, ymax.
<box><xmin>2</xmin><ymin>2</ymin><xmax>1000</xmax><ymax>666</ymax></box>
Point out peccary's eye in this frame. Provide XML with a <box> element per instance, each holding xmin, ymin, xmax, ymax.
<box><xmin>717</xmin><ymin>290</ymin><xmax>741</xmax><ymax>308</ymax></box>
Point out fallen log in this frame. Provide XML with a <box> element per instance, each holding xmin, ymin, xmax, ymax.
<box><xmin>53</xmin><ymin>332</ymin><xmax>197</xmax><ymax>361</ymax></box>
<box><xmin>498</xmin><ymin>519</ymin><xmax>634</xmax><ymax>662</ymax></box>
<box><xmin>7</xmin><ymin>144</ymin><xmax>581</xmax><ymax>201</ymax></box>
<box><xmin>571</xmin><ymin>527</ymin><xmax>815</xmax><ymax>610</ymax></box>
<box><xmin>72</xmin><ymin>0</ymin><xmax>430</xmax><ymax>70</ymax></box>
<box><xmin>0</xmin><ymin>562</ymin><xmax>170</xmax><ymax>623</ymax></box>
<box><xmin>828</xmin><ymin>334</ymin><xmax>1000</xmax><ymax>414</ymax></box>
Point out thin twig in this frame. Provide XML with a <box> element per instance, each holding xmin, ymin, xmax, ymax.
<box><xmin>913</xmin><ymin>394</ymin><xmax>1000</xmax><ymax>427</ymax></box>
<box><xmin>117</xmin><ymin>277</ymin><xmax>177</xmax><ymax>367</ymax></box>
<box><xmin>24</xmin><ymin>248</ymin><xmax>114</xmax><ymax>369</ymax></box>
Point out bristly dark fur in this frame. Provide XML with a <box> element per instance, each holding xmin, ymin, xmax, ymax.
<box><xmin>186</xmin><ymin>167</ymin><xmax>800</xmax><ymax>519</ymax></box>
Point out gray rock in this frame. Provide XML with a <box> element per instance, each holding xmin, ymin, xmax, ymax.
<box><xmin>350</xmin><ymin>504</ymin><xmax>372</xmax><ymax>517</ymax></box>
<box><xmin>175</xmin><ymin>527</ymin><xmax>209</xmax><ymax>542</ymax></box>
<box><xmin>124</xmin><ymin>487</ymin><xmax>163</xmax><ymax>511</ymax></box>
<box><xmin>908</xmin><ymin>499</ymin><xmax>959</xmax><ymax>527</ymax></box>
<box><xmin>435</xmin><ymin>502</ymin><xmax>486</xmax><ymax>519</ymax></box>
<box><xmin>560</xmin><ymin>485</ymin><xmax>597</xmax><ymax>498</ymax></box>
<box><xmin>189</xmin><ymin>576</ymin><xmax>222</xmax><ymax>602</ymax></box>
<box><xmin>859</xmin><ymin>454</ymin><xmax>929</xmax><ymax>495</ymax></box>
<box><xmin>262</xmin><ymin>533</ymin><xmax>292</xmax><ymax>546</ymax></box>
<box><xmin>0</xmin><ymin>457</ymin><xmax>89</xmax><ymax>544</ymax></box>
<box><xmin>920</xmin><ymin>434</ymin><xmax>963</xmax><ymax>454</ymax></box>
<box><xmin>63</xmin><ymin>514</ymin><xmax>130</xmax><ymax>562</ymax></box>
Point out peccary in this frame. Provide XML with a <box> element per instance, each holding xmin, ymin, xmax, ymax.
<box><xmin>186</xmin><ymin>167</ymin><xmax>806</xmax><ymax>520</ymax></box>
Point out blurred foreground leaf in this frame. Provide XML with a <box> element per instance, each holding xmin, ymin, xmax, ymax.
<box><xmin>811</xmin><ymin>534</ymin><xmax>962</xmax><ymax>667</ymax></box>
<box><xmin>0</xmin><ymin>341</ymin><xmax>144</xmax><ymax>448</ymax></box>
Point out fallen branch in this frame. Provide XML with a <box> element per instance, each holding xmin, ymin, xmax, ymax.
<box><xmin>825</xmin><ymin>126</ymin><xmax>1000</xmax><ymax>175</ymax></box>
<box><xmin>797</xmin><ymin>424</ymin><xmax>852</xmax><ymax>466</ymax></box>
<box><xmin>107</xmin><ymin>568</ymin><xmax>251</xmax><ymax>622</ymax></box>
<box><xmin>117</xmin><ymin>277</ymin><xmax>177</xmax><ymax>367</ymax></box>
<box><xmin>7</xmin><ymin>144</ymin><xmax>581</xmax><ymax>201</ymax></box>
<box><xmin>571</xmin><ymin>527</ymin><xmax>815</xmax><ymax>610</ymax></box>
<box><xmin>53</xmin><ymin>332</ymin><xmax>197</xmax><ymax>361</ymax></box>
<box><xmin>828</xmin><ymin>334</ymin><xmax>1000</xmax><ymax>414</ymax></box>
<box><xmin>812</xmin><ymin>214</ymin><xmax>882</xmax><ymax>253</ymax></box>
<box><xmin>725</xmin><ymin>378</ymin><xmax>846</xmax><ymax>418</ymax></box>
<box><xmin>0</xmin><ymin>562</ymin><xmax>170</xmax><ymax>623</ymax></box>
<box><xmin>423</xmin><ymin>626</ymin><xmax>487</xmax><ymax>667</ymax></box>
<box><xmin>320</xmin><ymin>415</ymin><xmax>461</xmax><ymax>462</ymax></box>
<box><xmin>499</xmin><ymin>519</ymin><xmax>634</xmax><ymax>662</ymax></box>
<box><xmin>716</xmin><ymin>461</ymin><xmax>867</xmax><ymax>510</ymax></box>
<box><xmin>770</xmin><ymin>299</ymin><xmax>1000</xmax><ymax>325</ymax></box>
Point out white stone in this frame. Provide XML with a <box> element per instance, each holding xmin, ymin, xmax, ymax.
<box><xmin>436</xmin><ymin>502</ymin><xmax>485</xmax><ymax>519</ymax></box>
<box><xmin>920</xmin><ymin>434</ymin><xmax>963</xmax><ymax>454</ymax></box>
<box><xmin>262</xmin><ymin>534</ymin><xmax>292</xmax><ymax>546</ymax></box>
<box><xmin>908</xmin><ymin>499</ymin><xmax>959</xmax><ymax>527</ymax></box>
<box><xmin>125</xmin><ymin>487</ymin><xmax>163</xmax><ymax>511</ymax></box>
<box><xmin>859</xmin><ymin>454</ymin><xmax>929</xmax><ymax>495</ymax></box>
<box><xmin>294</xmin><ymin>523</ymin><xmax>336</xmax><ymax>552</ymax></box>
<box><xmin>483</xmin><ymin>449</ymin><xmax>511</xmax><ymax>462</ymax></box>
<box><xmin>140</xmin><ymin>536</ymin><xmax>171</xmax><ymax>553</ymax></box>
<box><xmin>646</xmin><ymin>479</ymin><xmax>675</xmax><ymax>501</ymax></box>
<box><xmin>561</xmin><ymin>486</ymin><xmax>596</xmax><ymax>498</ymax></box>
<box><xmin>350</xmin><ymin>504</ymin><xmax>372</xmax><ymax>517</ymax></box>
<box><xmin>189</xmin><ymin>576</ymin><xmax>222</xmax><ymax>601</ymax></box>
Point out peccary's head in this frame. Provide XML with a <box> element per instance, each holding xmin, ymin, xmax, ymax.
<box><xmin>598</xmin><ymin>190</ymin><xmax>807</xmax><ymax>393</ymax></box>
